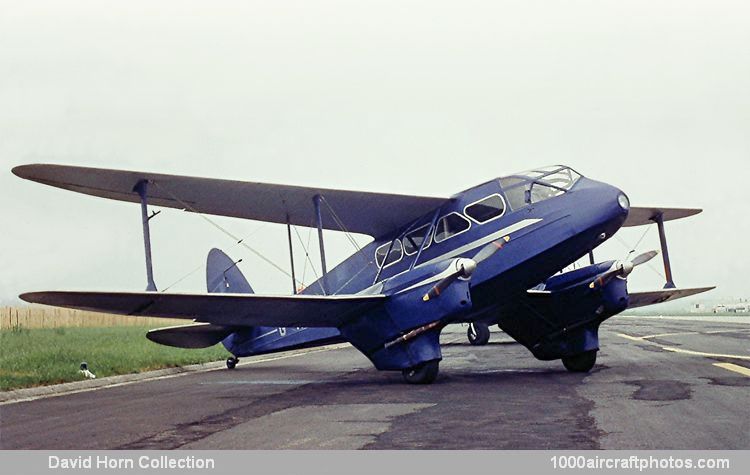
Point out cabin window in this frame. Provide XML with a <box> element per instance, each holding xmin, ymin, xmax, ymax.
<box><xmin>375</xmin><ymin>240</ymin><xmax>403</xmax><ymax>268</ymax></box>
<box><xmin>402</xmin><ymin>224</ymin><xmax>433</xmax><ymax>255</ymax></box>
<box><xmin>434</xmin><ymin>213</ymin><xmax>471</xmax><ymax>243</ymax></box>
<box><xmin>464</xmin><ymin>194</ymin><xmax>506</xmax><ymax>224</ymax></box>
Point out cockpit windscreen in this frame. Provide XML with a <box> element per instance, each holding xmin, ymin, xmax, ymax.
<box><xmin>499</xmin><ymin>165</ymin><xmax>581</xmax><ymax>210</ymax></box>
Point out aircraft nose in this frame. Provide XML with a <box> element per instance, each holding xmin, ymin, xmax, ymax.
<box><xmin>573</xmin><ymin>178</ymin><xmax>630</xmax><ymax>238</ymax></box>
<box><xmin>599</xmin><ymin>184</ymin><xmax>630</xmax><ymax>236</ymax></box>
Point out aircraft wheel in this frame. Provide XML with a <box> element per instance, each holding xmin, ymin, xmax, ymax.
<box><xmin>561</xmin><ymin>351</ymin><xmax>597</xmax><ymax>373</ymax></box>
<box><xmin>401</xmin><ymin>360</ymin><xmax>440</xmax><ymax>384</ymax></box>
<box><xmin>467</xmin><ymin>322</ymin><xmax>490</xmax><ymax>346</ymax></box>
<box><xmin>226</xmin><ymin>357</ymin><xmax>239</xmax><ymax>370</ymax></box>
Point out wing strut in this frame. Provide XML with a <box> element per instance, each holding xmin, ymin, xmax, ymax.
<box><xmin>134</xmin><ymin>180</ymin><xmax>158</xmax><ymax>291</ymax></box>
<box><xmin>286</xmin><ymin>218</ymin><xmax>298</xmax><ymax>295</ymax></box>
<box><xmin>313</xmin><ymin>194</ymin><xmax>328</xmax><ymax>294</ymax></box>
<box><xmin>654</xmin><ymin>213</ymin><xmax>676</xmax><ymax>289</ymax></box>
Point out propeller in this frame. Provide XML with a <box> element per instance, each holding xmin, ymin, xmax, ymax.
<box><xmin>422</xmin><ymin>258</ymin><xmax>477</xmax><ymax>301</ymax></box>
<box><xmin>589</xmin><ymin>250</ymin><xmax>658</xmax><ymax>290</ymax></box>
<box><xmin>422</xmin><ymin>235</ymin><xmax>511</xmax><ymax>301</ymax></box>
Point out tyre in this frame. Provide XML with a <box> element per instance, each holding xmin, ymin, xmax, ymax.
<box><xmin>401</xmin><ymin>359</ymin><xmax>440</xmax><ymax>384</ymax></box>
<box><xmin>467</xmin><ymin>322</ymin><xmax>490</xmax><ymax>346</ymax></box>
<box><xmin>561</xmin><ymin>350</ymin><xmax>597</xmax><ymax>372</ymax></box>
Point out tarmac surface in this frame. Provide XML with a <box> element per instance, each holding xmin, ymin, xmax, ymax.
<box><xmin>1</xmin><ymin>315</ymin><xmax>749</xmax><ymax>449</ymax></box>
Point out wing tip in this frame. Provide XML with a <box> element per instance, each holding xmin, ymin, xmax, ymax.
<box><xmin>11</xmin><ymin>164</ymin><xmax>35</xmax><ymax>179</ymax></box>
<box><xmin>19</xmin><ymin>291</ymin><xmax>53</xmax><ymax>305</ymax></box>
<box><xmin>11</xmin><ymin>163</ymin><xmax>60</xmax><ymax>182</ymax></box>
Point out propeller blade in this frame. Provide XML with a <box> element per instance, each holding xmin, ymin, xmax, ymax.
<box><xmin>473</xmin><ymin>235</ymin><xmax>511</xmax><ymax>263</ymax></box>
<box><xmin>588</xmin><ymin>267</ymin><xmax>621</xmax><ymax>289</ymax></box>
<box><xmin>631</xmin><ymin>250</ymin><xmax>659</xmax><ymax>267</ymax></box>
<box><xmin>422</xmin><ymin>258</ymin><xmax>477</xmax><ymax>301</ymax></box>
<box><xmin>589</xmin><ymin>250</ymin><xmax>658</xmax><ymax>289</ymax></box>
<box><xmin>423</xmin><ymin>273</ymin><xmax>461</xmax><ymax>301</ymax></box>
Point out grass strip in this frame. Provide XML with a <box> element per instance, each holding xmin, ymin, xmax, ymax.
<box><xmin>1</xmin><ymin>326</ymin><xmax>229</xmax><ymax>391</ymax></box>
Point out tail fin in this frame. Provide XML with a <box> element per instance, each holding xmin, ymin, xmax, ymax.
<box><xmin>206</xmin><ymin>248</ymin><xmax>253</xmax><ymax>294</ymax></box>
<box><xmin>147</xmin><ymin>248</ymin><xmax>249</xmax><ymax>349</ymax></box>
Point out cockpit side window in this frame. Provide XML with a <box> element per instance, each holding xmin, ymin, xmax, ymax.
<box><xmin>529</xmin><ymin>182</ymin><xmax>565</xmax><ymax>203</ymax></box>
<box><xmin>402</xmin><ymin>224</ymin><xmax>433</xmax><ymax>255</ymax></box>
<box><xmin>500</xmin><ymin>178</ymin><xmax>528</xmax><ymax>210</ymax></box>
<box><xmin>464</xmin><ymin>194</ymin><xmax>506</xmax><ymax>224</ymax></box>
<box><xmin>434</xmin><ymin>212</ymin><xmax>471</xmax><ymax>243</ymax></box>
<box><xmin>375</xmin><ymin>240</ymin><xmax>403</xmax><ymax>268</ymax></box>
<box><xmin>499</xmin><ymin>165</ymin><xmax>581</xmax><ymax>210</ymax></box>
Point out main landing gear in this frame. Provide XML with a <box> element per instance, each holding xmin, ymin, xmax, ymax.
<box><xmin>401</xmin><ymin>359</ymin><xmax>440</xmax><ymax>384</ymax></box>
<box><xmin>561</xmin><ymin>350</ymin><xmax>597</xmax><ymax>373</ymax></box>
<box><xmin>467</xmin><ymin>322</ymin><xmax>490</xmax><ymax>346</ymax></box>
<box><xmin>226</xmin><ymin>356</ymin><xmax>239</xmax><ymax>369</ymax></box>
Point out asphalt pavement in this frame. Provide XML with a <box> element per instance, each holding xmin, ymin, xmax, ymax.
<box><xmin>1</xmin><ymin>316</ymin><xmax>748</xmax><ymax>449</ymax></box>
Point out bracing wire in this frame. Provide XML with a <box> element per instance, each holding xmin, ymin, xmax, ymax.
<box><xmin>613</xmin><ymin>227</ymin><xmax>666</xmax><ymax>280</ymax></box>
<box><xmin>292</xmin><ymin>223</ymin><xmax>325</xmax><ymax>293</ymax></box>
<box><xmin>320</xmin><ymin>195</ymin><xmax>366</xmax><ymax>257</ymax></box>
<box><xmin>300</xmin><ymin>225</ymin><xmax>313</xmax><ymax>284</ymax></box>
<box><xmin>151</xmin><ymin>181</ymin><xmax>305</xmax><ymax>288</ymax></box>
<box><xmin>160</xmin><ymin>225</ymin><xmax>265</xmax><ymax>292</ymax></box>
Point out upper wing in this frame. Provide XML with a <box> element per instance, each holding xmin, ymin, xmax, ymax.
<box><xmin>623</xmin><ymin>207</ymin><xmax>702</xmax><ymax>227</ymax></box>
<box><xmin>627</xmin><ymin>286</ymin><xmax>715</xmax><ymax>309</ymax></box>
<box><xmin>20</xmin><ymin>291</ymin><xmax>386</xmax><ymax>328</ymax></box>
<box><xmin>12</xmin><ymin>164</ymin><xmax>448</xmax><ymax>237</ymax></box>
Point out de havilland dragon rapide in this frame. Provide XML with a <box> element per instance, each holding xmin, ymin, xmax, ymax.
<box><xmin>13</xmin><ymin>164</ymin><xmax>713</xmax><ymax>384</ymax></box>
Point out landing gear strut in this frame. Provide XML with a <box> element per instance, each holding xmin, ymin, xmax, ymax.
<box><xmin>226</xmin><ymin>356</ymin><xmax>239</xmax><ymax>369</ymax></box>
<box><xmin>467</xmin><ymin>322</ymin><xmax>490</xmax><ymax>346</ymax></box>
<box><xmin>401</xmin><ymin>359</ymin><xmax>440</xmax><ymax>384</ymax></box>
<box><xmin>561</xmin><ymin>350</ymin><xmax>597</xmax><ymax>372</ymax></box>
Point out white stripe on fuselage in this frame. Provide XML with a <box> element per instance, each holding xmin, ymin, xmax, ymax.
<box><xmin>391</xmin><ymin>218</ymin><xmax>543</xmax><ymax>292</ymax></box>
<box><xmin>416</xmin><ymin>218</ymin><xmax>542</xmax><ymax>269</ymax></box>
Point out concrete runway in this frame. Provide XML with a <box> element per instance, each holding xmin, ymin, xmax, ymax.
<box><xmin>1</xmin><ymin>316</ymin><xmax>749</xmax><ymax>449</ymax></box>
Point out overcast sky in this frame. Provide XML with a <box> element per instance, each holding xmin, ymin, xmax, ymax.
<box><xmin>1</xmin><ymin>0</ymin><xmax>748</xmax><ymax>304</ymax></box>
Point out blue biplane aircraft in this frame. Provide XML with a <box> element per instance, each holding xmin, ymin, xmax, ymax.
<box><xmin>13</xmin><ymin>164</ymin><xmax>713</xmax><ymax>383</ymax></box>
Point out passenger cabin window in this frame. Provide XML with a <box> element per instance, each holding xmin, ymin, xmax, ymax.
<box><xmin>402</xmin><ymin>224</ymin><xmax>433</xmax><ymax>255</ymax></box>
<box><xmin>375</xmin><ymin>240</ymin><xmax>403</xmax><ymax>268</ymax></box>
<box><xmin>434</xmin><ymin>213</ymin><xmax>471</xmax><ymax>243</ymax></box>
<box><xmin>464</xmin><ymin>194</ymin><xmax>506</xmax><ymax>224</ymax></box>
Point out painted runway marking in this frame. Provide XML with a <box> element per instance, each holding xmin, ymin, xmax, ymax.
<box><xmin>617</xmin><ymin>333</ymin><xmax>645</xmax><ymax>342</ymax></box>
<box><xmin>618</xmin><ymin>329</ymin><xmax>750</xmax><ymax>341</ymax></box>
<box><xmin>0</xmin><ymin>343</ymin><xmax>349</xmax><ymax>406</ymax></box>
<box><xmin>638</xmin><ymin>331</ymin><xmax>699</xmax><ymax>339</ymax></box>
<box><xmin>617</xmin><ymin>333</ymin><xmax>750</xmax><ymax>361</ymax></box>
<box><xmin>713</xmin><ymin>363</ymin><xmax>750</xmax><ymax>377</ymax></box>
<box><xmin>661</xmin><ymin>347</ymin><xmax>750</xmax><ymax>361</ymax></box>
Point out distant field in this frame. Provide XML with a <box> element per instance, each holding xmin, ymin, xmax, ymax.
<box><xmin>0</xmin><ymin>326</ymin><xmax>229</xmax><ymax>391</ymax></box>
<box><xmin>1</xmin><ymin>305</ymin><xmax>185</xmax><ymax>329</ymax></box>
<box><xmin>622</xmin><ymin>311</ymin><xmax>749</xmax><ymax>317</ymax></box>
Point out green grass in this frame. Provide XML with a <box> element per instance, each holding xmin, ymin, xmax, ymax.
<box><xmin>0</xmin><ymin>326</ymin><xmax>230</xmax><ymax>391</ymax></box>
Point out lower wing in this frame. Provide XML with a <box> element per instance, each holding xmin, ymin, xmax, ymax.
<box><xmin>19</xmin><ymin>291</ymin><xmax>386</xmax><ymax>328</ymax></box>
<box><xmin>627</xmin><ymin>287</ymin><xmax>715</xmax><ymax>309</ymax></box>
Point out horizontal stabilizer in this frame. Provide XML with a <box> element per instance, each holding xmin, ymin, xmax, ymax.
<box><xmin>20</xmin><ymin>290</ymin><xmax>386</xmax><ymax>328</ymax></box>
<box><xmin>623</xmin><ymin>207</ymin><xmax>702</xmax><ymax>227</ymax></box>
<box><xmin>12</xmin><ymin>164</ymin><xmax>447</xmax><ymax>237</ymax></box>
<box><xmin>627</xmin><ymin>286</ymin><xmax>715</xmax><ymax>309</ymax></box>
<box><xmin>147</xmin><ymin>323</ymin><xmax>233</xmax><ymax>348</ymax></box>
